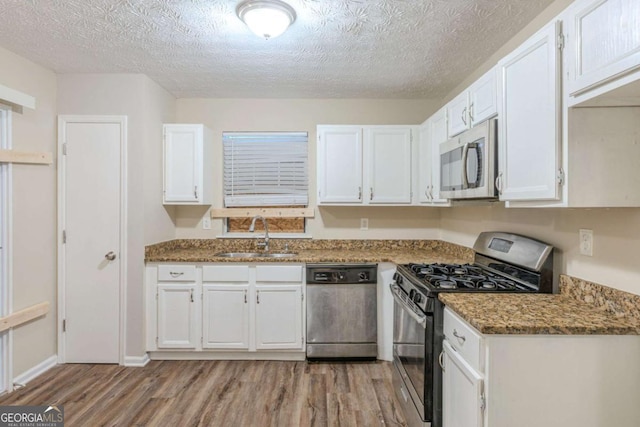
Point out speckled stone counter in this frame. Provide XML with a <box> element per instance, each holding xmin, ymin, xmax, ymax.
<box><xmin>439</xmin><ymin>275</ymin><xmax>640</xmax><ymax>335</ymax></box>
<box><xmin>145</xmin><ymin>239</ymin><xmax>474</xmax><ymax>265</ymax></box>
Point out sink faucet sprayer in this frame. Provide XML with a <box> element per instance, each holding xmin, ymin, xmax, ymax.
<box><xmin>249</xmin><ymin>215</ymin><xmax>269</xmax><ymax>252</ymax></box>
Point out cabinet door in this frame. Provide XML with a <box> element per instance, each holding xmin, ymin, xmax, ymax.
<box><xmin>429</xmin><ymin>109</ymin><xmax>449</xmax><ymax>204</ymax></box>
<box><xmin>202</xmin><ymin>284</ymin><xmax>250</xmax><ymax>349</ymax></box>
<box><xmin>366</xmin><ymin>127</ymin><xmax>412</xmax><ymax>204</ymax></box>
<box><xmin>418</xmin><ymin>122</ymin><xmax>433</xmax><ymax>203</ymax></box>
<box><xmin>255</xmin><ymin>285</ymin><xmax>303</xmax><ymax>350</ymax></box>
<box><xmin>447</xmin><ymin>92</ymin><xmax>470</xmax><ymax>137</ymax></box>
<box><xmin>497</xmin><ymin>21</ymin><xmax>562</xmax><ymax>201</ymax></box>
<box><xmin>163</xmin><ymin>124</ymin><xmax>202</xmax><ymax>204</ymax></box>
<box><xmin>443</xmin><ymin>341</ymin><xmax>484</xmax><ymax>427</ymax></box>
<box><xmin>317</xmin><ymin>126</ymin><xmax>363</xmax><ymax>204</ymax></box>
<box><xmin>157</xmin><ymin>284</ymin><xmax>197</xmax><ymax>349</ymax></box>
<box><xmin>567</xmin><ymin>0</ymin><xmax>640</xmax><ymax>97</ymax></box>
<box><xmin>469</xmin><ymin>67</ymin><xmax>498</xmax><ymax>127</ymax></box>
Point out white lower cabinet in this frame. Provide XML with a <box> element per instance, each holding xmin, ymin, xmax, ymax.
<box><xmin>255</xmin><ymin>285</ymin><xmax>303</xmax><ymax>350</ymax></box>
<box><xmin>442</xmin><ymin>307</ymin><xmax>640</xmax><ymax>427</ymax></box>
<box><xmin>146</xmin><ymin>263</ymin><xmax>305</xmax><ymax>359</ymax></box>
<box><xmin>442</xmin><ymin>341</ymin><xmax>484</xmax><ymax>427</ymax></box>
<box><xmin>202</xmin><ymin>284</ymin><xmax>250</xmax><ymax>349</ymax></box>
<box><xmin>157</xmin><ymin>284</ymin><xmax>197</xmax><ymax>349</ymax></box>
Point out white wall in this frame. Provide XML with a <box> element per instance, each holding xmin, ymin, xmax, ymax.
<box><xmin>0</xmin><ymin>46</ymin><xmax>58</xmax><ymax>377</ymax></box>
<box><xmin>174</xmin><ymin>98</ymin><xmax>442</xmax><ymax>239</ymax></box>
<box><xmin>57</xmin><ymin>74</ymin><xmax>176</xmax><ymax>357</ymax></box>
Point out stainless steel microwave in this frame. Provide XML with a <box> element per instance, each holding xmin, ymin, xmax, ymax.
<box><xmin>440</xmin><ymin>118</ymin><xmax>498</xmax><ymax>200</ymax></box>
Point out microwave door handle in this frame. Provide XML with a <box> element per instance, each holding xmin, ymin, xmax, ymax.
<box><xmin>461</xmin><ymin>142</ymin><xmax>470</xmax><ymax>187</ymax></box>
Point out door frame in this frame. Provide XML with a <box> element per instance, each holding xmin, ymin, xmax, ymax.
<box><xmin>57</xmin><ymin>115</ymin><xmax>128</xmax><ymax>365</ymax></box>
<box><xmin>0</xmin><ymin>105</ymin><xmax>13</xmax><ymax>393</ymax></box>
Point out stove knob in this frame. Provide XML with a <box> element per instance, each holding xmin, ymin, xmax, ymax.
<box><xmin>337</xmin><ymin>272</ymin><xmax>346</xmax><ymax>281</ymax></box>
<box><xmin>393</xmin><ymin>273</ymin><xmax>403</xmax><ymax>285</ymax></box>
<box><xmin>413</xmin><ymin>293</ymin><xmax>423</xmax><ymax>304</ymax></box>
<box><xmin>358</xmin><ymin>272</ymin><xmax>369</xmax><ymax>281</ymax></box>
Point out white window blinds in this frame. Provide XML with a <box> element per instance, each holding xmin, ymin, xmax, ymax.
<box><xmin>223</xmin><ymin>132</ymin><xmax>308</xmax><ymax>207</ymax></box>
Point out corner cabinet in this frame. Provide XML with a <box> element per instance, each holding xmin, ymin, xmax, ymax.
<box><xmin>146</xmin><ymin>263</ymin><xmax>305</xmax><ymax>360</ymax></box>
<box><xmin>317</xmin><ymin>125</ymin><xmax>413</xmax><ymax>205</ymax></box>
<box><xmin>163</xmin><ymin>124</ymin><xmax>213</xmax><ymax>205</ymax></box>
<box><xmin>497</xmin><ymin>20</ymin><xmax>563</xmax><ymax>202</ymax></box>
<box><xmin>442</xmin><ymin>307</ymin><xmax>640</xmax><ymax>427</ymax></box>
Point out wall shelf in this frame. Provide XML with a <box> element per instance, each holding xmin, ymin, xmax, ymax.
<box><xmin>0</xmin><ymin>149</ymin><xmax>52</xmax><ymax>165</ymax></box>
<box><xmin>211</xmin><ymin>208</ymin><xmax>315</xmax><ymax>219</ymax></box>
<box><xmin>0</xmin><ymin>302</ymin><xmax>49</xmax><ymax>333</ymax></box>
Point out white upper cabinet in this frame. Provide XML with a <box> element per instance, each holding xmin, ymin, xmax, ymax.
<box><xmin>418</xmin><ymin>108</ymin><xmax>449</xmax><ymax>205</ymax></box>
<box><xmin>366</xmin><ymin>127</ymin><xmax>412</xmax><ymax>204</ymax></box>
<box><xmin>497</xmin><ymin>21</ymin><xmax>563</xmax><ymax>202</ymax></box>
<box><xmin>317</xmin><ymin>126</ymin><xmax>363</xmax><ymax>203</ymax></box>
<box><xmin>447</xmin><ymin>67</ymin><xmax>498</xmax><ymax>137</ymax></box>
<box><xmin>566</xmin><ymin>0</ymin><xmax>640</xmax><ymax>101</ymax></box>
<box><xmin>317</xmin><ymin>125</ymin><xmax>413</xmax><ymax>205</ymax></box>
<box><xmin>163</xmin><ymin>124</ymin><xmax>213</xmax><ymax>205</ymax></box>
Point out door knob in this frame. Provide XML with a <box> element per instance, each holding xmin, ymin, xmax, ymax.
<box><xmin>105</xmin><ymin>251</ymin><xmax>117</xmax><ymax>261</ymax></box>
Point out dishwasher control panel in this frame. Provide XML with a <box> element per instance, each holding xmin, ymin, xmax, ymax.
<box><xmin>306</xmin><ymin>264</ymin><xmax>377</xmax><ymax>284</ymax></box>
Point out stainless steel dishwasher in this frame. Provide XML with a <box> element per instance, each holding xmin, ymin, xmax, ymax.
<box><xmin>306</xmin><ymin>264</ymin><xmax>378</xmax><ymax>359</ymax></box>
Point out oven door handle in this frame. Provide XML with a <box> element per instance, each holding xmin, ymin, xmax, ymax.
<box><xmin>390</xmin><ymin>284</ymin><xmax>427</xmax><ymax>327</ymax></box>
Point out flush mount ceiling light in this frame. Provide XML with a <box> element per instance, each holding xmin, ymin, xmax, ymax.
<box><xmin>236</xmin><ymin>0</ymin><xmax>297</xmax><ymax>40</ymax></box>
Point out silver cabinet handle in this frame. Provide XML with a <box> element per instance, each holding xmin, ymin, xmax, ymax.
<box><xmin>105</xmin><ymin>251</ymin><xmax>116</xmax><ymax>261</ymax></box>
<box><xmin>244</xmin><ymin>290</ymin><xmax>247</xmax><ymax>304</ymax></box>
<box><xmin>439</xmin><ymin>350</ymin><xmax>445</xmax><ymax>371</ymax></box>
<box><xmin>256</xmin><ymin>290</ymin><xmax>260</xmax><ymax>304</ymax></box>
<box><xmin>429</xmin><ymin>185</ymin><xmax>435</xmax><ymax>201</ymax></box>
<box><xmin>370</xmin><ymin>187</ymin><xmax>374</xmax><ymax>201</ymax></box>
<box><xmin>169</xmin><ymin>272</ymin><xmax>184</xmax><ymax>277</ymax></box>
<box><xmin>495</xmin><ymin>172</ymin><xmax>503</xmax><ymax>195</ymax></box>
<box><xmin>425</xmin><ymin>189</ymin><xmax>430</xmax><ymax>201</ymax></box>
<box><xmin>453</xmin><ymin>329</ymin><xmax>466</xmax><ymax>343</ymax></box>
<box><xmin>358</xmin><ymin>186</ymin><xmax>362</xmax><ymax>200</ymax></box>
<box><xmin>190</xmin><ymin>289</ymin><xmax>194</xmax><ymax>303</ymax></box>
<box><xmin>194</xmin><ymin>185</ymin><xmax>198</xmax><ymax>199</ymax></box>
<box><xmin>461</xmin><ymin>107</ymin><xmax>467</xmax><ymax>125</ymax></box>
<box><xmin>469</xmin><ymin>102</ymin><xmax>475</xmax><ymax>122</ymax></box>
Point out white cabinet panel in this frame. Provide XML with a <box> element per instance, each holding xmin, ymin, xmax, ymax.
<box><xmin>317</xmin><ymin>126</ymin><xmax>363</xmax><ymax>203</ymax></box>
<box><xmin>202</xmin><ymin>285</ymin><xmax>249</xmax><ymax>349</ymax></box>
<box><xmin>443</xmin><ymin>341</ymin><xmax>484</xmax><ymax>427</ymax></box>
<box><xmin>567</xmin><ymin>0</ymin><xmax>640</xmax><ymax>97</ymax></box>
<box><xmin>367</xmin><ymin>127</ymin><xmax>412</xmax><ymax>204</ymax></box>
<box><xmin>163</xmin><ymin>124</ymin><xmax>212</xmax><ymax>205</ymax></box>
<box><xmin>447</xmin><ymin>92</ymin><xmax>470</xmax><ymax>137</ymax></box>
<box><xmin>255</xmin><ymin>285</ymin><xmax>303</xmax><ymax>350</ymax></box>
<box><xmin>317</xmin><ymin>125</ymin><xmax>413</xmax><ymax>205</ymax></box>
<box><xmin>498</xmin><ymin>21</ymin><xmax>562</xmax><ymax>201</ymax></box>
<box><xmin>418</xmin><ymin>109</ymin><xmax>449</xmax><ymax>205</ymax></box>
<box><xmin>157</xmin><ymin>284</ymin><xmax>197</xmax><ymax>349</ymax></box>
<box><xmin>469</xmin><ymin>68</ymin><xmax>498</xmax><ymax>127</ymax></box>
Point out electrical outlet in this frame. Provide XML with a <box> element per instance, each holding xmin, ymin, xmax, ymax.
<box><xmin>360</xmin><ymin>218</ymin><xmax>369</xmax><ymax>230</ymax></box>
<box><xmin>579</xmin><ymin>229</ymin><xmax>593</xmax><ymax>256</ymax></box>
<box><xmin>202</xmin><ymin>212</ymin><xmax>212</xmax><ymax>230</ymax></box>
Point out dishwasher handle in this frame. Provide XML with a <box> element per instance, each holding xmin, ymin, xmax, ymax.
<box><xmin>390</xmin><ymin>283</ymin><xmax>427</xmax><ymax>327</ymax></box>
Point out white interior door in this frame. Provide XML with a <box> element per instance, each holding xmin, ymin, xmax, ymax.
<box><xmin>60</xmin><ymin>116</ymin><xmax>125</xmax><ymax>364</ymax></box>
<box><xmin>0</xmin><ymin>107</ymin><xmax>10</xmax><ymax>393</ymax></box>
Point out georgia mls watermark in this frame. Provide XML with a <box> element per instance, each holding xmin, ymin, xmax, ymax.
<box><xmin>0</xmin><ymin>405</ymin><xmax>64</xmax><ymax>427</ymax></box>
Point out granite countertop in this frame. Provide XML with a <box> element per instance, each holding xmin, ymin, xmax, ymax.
<box><xmin>145</xmin><ymin>239</ymin><xmax>474</xmax><ymax>265</ymax></box>
<box><xmin>439</xmin><ymin>276</ymin><xmax>640</xmax><ymax>335</ymax></box>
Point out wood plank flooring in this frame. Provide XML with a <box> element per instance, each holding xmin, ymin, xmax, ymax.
<box><xmin>0</xmin><ymin>360</ymin><xmax>408</xmax><ymax>426</ymax></box>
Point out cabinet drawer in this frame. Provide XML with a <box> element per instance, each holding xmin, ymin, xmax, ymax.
<box><xmin>202</xmin><ymin>265</ymin><xmax>250</xmax><ymax>282</ymax></box>
<box><xmin>444</xmin><ymin>307</ymin><xmax>483</xmax><ymax>372</ymax></box>
<box><xmin>256</xmin><ymin>265</ymin><xmax>303</xmax><ymax>283</ymax></box>
<box><xmin>158</xmin><ymin>265</ymin><xmax>197</xmax><ymax>282</ymax></box>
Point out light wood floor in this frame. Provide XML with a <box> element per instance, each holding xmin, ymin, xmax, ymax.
<box><xmin>0</xmin><ymin>360</ymin><xmax>408</xmax><ymax>426</ymax></box>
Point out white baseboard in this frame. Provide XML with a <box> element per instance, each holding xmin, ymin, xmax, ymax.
<box><xmin>123</xmin><ymin>353</ymin><xmax>150</xmax><ymax>367</ymax></box>
<box><xmin>13</xmin><ymin>355</ymin><xmax>57</xmax><ymax>386</ymax></box>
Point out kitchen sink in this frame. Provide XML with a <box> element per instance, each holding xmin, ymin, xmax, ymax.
<box><xmin>214</xmin><ymin>252</ymin><xmax>297</xmax><ymax>258</ymax></box>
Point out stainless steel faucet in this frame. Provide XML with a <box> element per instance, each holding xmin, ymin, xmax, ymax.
<box><xmin>249</xmin><ymin>215</ymin><xmax>269</xmax><ymax>252</ymax></box>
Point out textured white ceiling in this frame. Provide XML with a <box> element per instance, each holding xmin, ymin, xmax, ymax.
<box><xmin>0</xmin><ymin>0</ymin><xmax>554</xmax><ymax>98</ymax></box>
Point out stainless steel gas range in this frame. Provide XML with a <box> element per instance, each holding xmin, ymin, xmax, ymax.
<box><xmin>390</xmin><ymin>232</ymin><xmax>554</xmax><ymax>427</ymax></box>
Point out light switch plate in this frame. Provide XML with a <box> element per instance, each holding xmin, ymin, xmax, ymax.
<box><xmin>360</xmin><ymin>218</ymin><xmax>369</xmax><ymax>230</ymax></box>
<box><xmin>203</xmin><ymin>212</ymin><xmax>212</xmax><ymax>230</ymax></box>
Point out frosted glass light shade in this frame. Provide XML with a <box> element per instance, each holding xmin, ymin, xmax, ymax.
<box><xmin>236</xmin><ymin>0</ymin><xmax>296</xmax><ymax>40</ymax></box>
